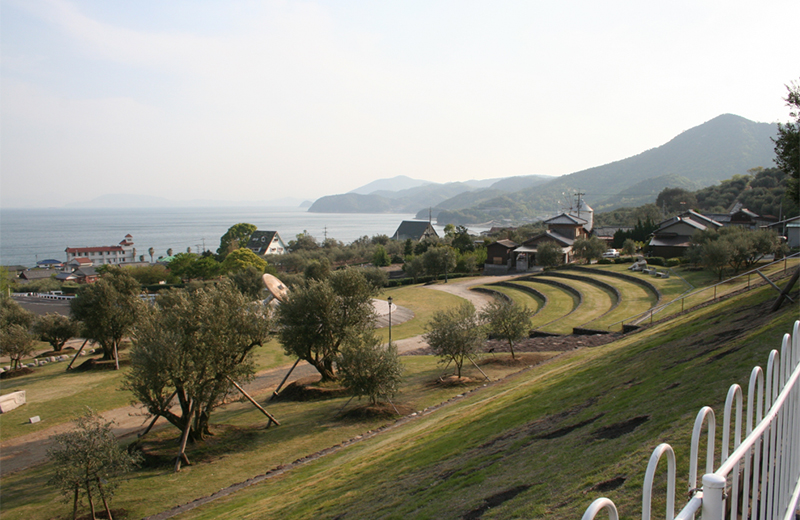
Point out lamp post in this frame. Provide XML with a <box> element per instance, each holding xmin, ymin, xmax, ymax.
<box><xmin>387</xmin><ymin>296</ymin><xmax>393</xmax><ymax>346</ymax></box>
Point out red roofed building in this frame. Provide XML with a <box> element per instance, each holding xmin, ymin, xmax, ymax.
<box><xmin>65</xmin><ymin>234</ymin><xmax>136</xmax><ymax>266</ymax></box>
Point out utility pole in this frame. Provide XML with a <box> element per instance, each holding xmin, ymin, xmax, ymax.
<box><xmin>574</xmin><ymin>192</ymin><xmax>585</xmax><ymax>219</ymax></box>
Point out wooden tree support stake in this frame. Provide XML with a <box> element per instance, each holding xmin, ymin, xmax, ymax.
<box><xmin>270</xmin><ymin>358</ymin><xmax>300</xmax><ymax>401</ymax></box>
<box><xmin>338</xmin><ymin>396</ymin><xmax>355</xmax><ymax>415</ymax></box>
<box><xmin>468</xmin><ymin>356</ymin><xmax>491</xmax><ymax>381</ymax></box>
<box><xmin>66</xmin><ymin>339</ymin><xmax>90</xmax><ymax>371</ymax></box>
<box><xmin>136</xmin><ymin>391</ymin><xmax>176</xmax><ymax>441</ymax></box>
<box><xmin>175</xmin><ymin>400</ymin><xmax>193</xmax><ymax>473</ymax></box>
<box><xmin>771</xmin><ymin>267</ymin><xmax>800</xmax><ymax>312</ymax></box>
<box><xmin>757</xmin><ymin>270</ymin><xmax>795</xmax><ymax>302</ymax></box>
<box><xmin>226</xmin><ymin>376</ymin><xmax>280</xmax><ymax>427</ymax></box>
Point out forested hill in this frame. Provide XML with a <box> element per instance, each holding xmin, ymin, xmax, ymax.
<box><xmin>308</xmin><ymin>114</ymin><xmax>778</xmax><ymax>223</ymax></box>
<box><xmin>436</xmin><ymin>114</ymin><xmax>778</xmax><ymax>224</ymax></box>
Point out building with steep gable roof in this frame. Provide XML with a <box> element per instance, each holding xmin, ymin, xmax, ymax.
<box><xmin>391</xmin><ymin>220</ymin><xmax>438</xmax><ymax>241</ymax></box>
<box><xmin>246</xmin><ymin>231</ymin><xmax>288</xmax><ymax>256</ymax></box>
<box><xmin>648</xmin><ymin>210</ymin><xmax>723</xmax><ymax>258</ymax></box>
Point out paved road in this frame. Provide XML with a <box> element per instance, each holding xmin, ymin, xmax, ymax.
<box><xmin>12</xmin><ymin>295</ymin><xmax>71</xmax><ymax>317</ymax></box>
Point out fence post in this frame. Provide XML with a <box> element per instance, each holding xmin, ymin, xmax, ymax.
<box><xmin>701</xmin><ymin>473</ymin><xmax>726</xmax><ymax>520</ymax></box>
<box><xmin>714</xmin><ymin>285</ymin><xmax>717</xmax><ymax>300</ymax></box>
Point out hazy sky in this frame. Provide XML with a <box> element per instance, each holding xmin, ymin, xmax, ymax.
<box><xmin>1</xmin><ymin>0</ymin><xmax>798</xmax><ymax>208</ymax></box>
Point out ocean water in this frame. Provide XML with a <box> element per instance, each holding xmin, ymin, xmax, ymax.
<box><xmin>0</xmin><ymin>207</ymin><xmax>439</xmax><ymax>267</ymax></box>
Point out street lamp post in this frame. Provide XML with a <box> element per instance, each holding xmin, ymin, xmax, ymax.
<box><xmin>387</xmin><ymin>296</ymin><xmax>393</xmax><ymax>346</ymax></box>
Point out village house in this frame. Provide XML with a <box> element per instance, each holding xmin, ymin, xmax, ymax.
<box><xmin>245</xmin><ymin>231</ymin><xmax>288</xmax><ymax>256</ymax></box>
<box><xmin>392</xmin><ymin>220</ymin><xmax>439</xmax><ymax>241</ymax></box>
<box><xmin>18</xmin><ymin>269</ymin><xmax>57</xmax><ymax>283</ymax></box>
<box><xmin>55</xmin><ymin>267</ymin><xmax>98</xmax><ymax>284</ymax></box>
<box><xmin>648</xmin><ymin>210</ymin><xmax>722</xmax><ymax>258</ymax></box>
<box><xmin>484</xmin><ymin>239</ymin><xmax>518</xmax><ymax>275</ymax></box>
<box><xmin>484</xmin><ymin>200</ymin><xmax>595</xmax><ymax>273</ymax></box>
<box><xmin>65</xmin><ymin>234</ymin><xmax>136</xmax><ymax>266</ymax></box>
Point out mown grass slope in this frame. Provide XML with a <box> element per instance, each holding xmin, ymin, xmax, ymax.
<box><xmin>182</xmin><ymin>283</ymin><xmax>798</xmax><ymax>520</ymax></box>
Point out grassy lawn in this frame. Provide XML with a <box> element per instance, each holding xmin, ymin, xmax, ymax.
<box><xmin>563</xmin><ymin>272</ymin><xmax>658</xmax><ymax>331</ymax></box>
<box><xmin>535</xmin><ymin>275</ymin><xmax>615</xmax><ymax>329</ymax></box>
<box><xmin>0</xmin><ymin>284</ymin><xmax>464</xmax><ymax>444</ymax></box>
<box><xmin>476</xmin><ymin>284</ymin><xmax>543</xmax><ymax>318</ymax></box>
<box><xmin>512</xmin><ymin>280</ymin><xmax>578</xmax><ymax>334</ymax></box>
<box><xmin>0</xmin><ymin>353</ymin><xmax>544</xmax><ymax>520</ymax></box>
<box><xmin>0</xmin><ymin>351</ymin><xmax>134</xmax><ymax>443</ymax></box>
<box><xmin>170</xmin><ymin>285</ymin><xmax>799</xmax><ymax>520</ymax></box>
<box><xmin>374</xmin><ymin>284</ymin><xmax>465</xmax><ymax>343</ymax></box>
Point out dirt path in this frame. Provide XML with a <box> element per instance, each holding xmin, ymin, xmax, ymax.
<box><xmin>0</xmin><ymin>361</ymin><xmax>320</xmax><ymax>476</ymax></box>
<box><xmin>426</xmin><ymin>274</ymin><xmax>523</xmax><ymax>312</ymax></box>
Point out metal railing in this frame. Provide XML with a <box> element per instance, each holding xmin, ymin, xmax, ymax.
<box><xmin>582</xmin><ymin>319</ymin><xmax>800</xmax><ymax>520</ymax></box>
<box><xmin>612</xmin><ymin>253</ymin><xmax>800</xmax><ymax>330</ymax></box>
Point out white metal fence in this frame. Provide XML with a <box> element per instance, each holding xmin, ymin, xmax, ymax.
<box><xmin>582</xmin><ymin>319</ymin><xmax>800</xmax><ymax>520</ymax></box>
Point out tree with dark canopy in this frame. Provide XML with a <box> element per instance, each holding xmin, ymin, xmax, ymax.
<box><xmin>276</xmin><ymin>268</ymin><xmax>377</xmax><ymax>381</ymax></box>
<box><xmin>70</xmin><ymin>269</ymin><xmax>143</xmax><ymax>365</ymax></box>
<box><xmin>34</xmin><ymin>313</ymin><xmax>81</xmax><ymax>352</ymax></box>
<box><xmin>126</xmin><ymin>282</ymin><xmax>271</xmax><ymax>442</ymax></box>
<box><xmin>773</xmin><ymin>81</ymin><xmax>799</xmax><ymax>205</ymax></box>
<box><xmin>216</xmin><ymin>223</ymin><xmax>257</xmax><ymax>258</ymax></box>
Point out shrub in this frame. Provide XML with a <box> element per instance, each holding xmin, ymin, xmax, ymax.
<box><xmin>666</xmin><ymin>258</ymin><xmax>681</xmax><ymax>267</ymax></box>
<box><xmin>647</xmin><ymin>257</ymin><xmax>666</xmax><ymax>266</ymax></box>
<box><xmin>338</xmin><ymin>337</ymin><xmax>403</xmax><ymax>406</ymax></box>
<box><xmin>598</xmin><ymin>258</ymin><xmax>613</xmax><ymax>264</ymax></box>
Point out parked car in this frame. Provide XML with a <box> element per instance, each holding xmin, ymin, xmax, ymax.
<box><xmin>602</xmin><ymin>249</ymin><xmax>620</xmax><ymax>258</ymax></box>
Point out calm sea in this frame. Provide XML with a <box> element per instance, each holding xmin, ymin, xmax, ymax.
<box><xmin>0</xmin><ymin>207</ymin><xmax>452</xmax><ymax>267</ymax></box>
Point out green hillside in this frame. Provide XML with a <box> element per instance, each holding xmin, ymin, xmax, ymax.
<box><xmin>179</xmin><ymin>283</ymin><xmax>797</xmax><ymax>519</ymax></box>
<box><xmin>437</xmin><ymin>114</ymin><xmax>777</xmax><ymax>224</ymax></box>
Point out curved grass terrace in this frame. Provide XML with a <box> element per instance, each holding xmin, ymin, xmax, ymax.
<box><xmin>511</xmin><ymin>280</ymin><xmax>578</xmax><ymax>334</ymax></box>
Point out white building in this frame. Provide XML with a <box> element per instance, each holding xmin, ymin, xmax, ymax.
<box><xmin>65</xmin><ymin>234</ymin><xmax>137</xmax><ymax>266</ymax></box>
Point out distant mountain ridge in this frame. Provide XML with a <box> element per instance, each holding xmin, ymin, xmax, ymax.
<box><xmin>310</xmin><ymin>175</ymin><xmax>554</xmax><ymax>214</ymax></box>
<box><xmin>310</xmin><ymin>114</ymin><xmax>778</xmax><ymax>223</ymax></box>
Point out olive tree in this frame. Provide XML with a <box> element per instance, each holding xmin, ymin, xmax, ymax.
<box><xmin>47</xmin><ymin>410</ymin><xmax>141</xmax><ymax>520</ymax></box>
<box><xmin>422</xmin><ymin>246</ymin><xmax>457</xmax><ymax>280</ymax></box>
<box><xmin>622</xmin><ymin>238</ymin><xmax>637</xmax><ymax>256</ymax></box>
<box><xmin>338</xmin><ymin>335</ymin><xmax>404</xmax><ymax>406</ymax></box>
<box><xmin>0</xmin><ymin>324</ymin><xmax>36</xmax><ymax>370</ymax></box>
<box><xmin>424</xmin><ymin>302</ymin><xmax>485</xmax><ymax>378</ymax></box>
<box><xmin>228</xmin><ymin>265</ymin><xmax>267</xmax><ymax>300</ymax></box>
<box><xmin>125</xmin><ymin>282</ymin><xmax>271</xmax><ymax>443</ymax></box>
<box><xmin>480</xmin><ymin>298</ymin><xmax>531</xmax><ymax>360</ymax></box>
<box><xmin>535</xmin><ymin>241</ymin><xmax>563</xmax><ymax>268</ymax></box>
<box><xmin>276</xmin><ymin>268</ymin><xmax>377</xmax><ymax>381</ymax></box>
<box><xmin>70</xmin><ymin>269</ymin><xmax>143</xmax><ymax>365</ymax></box>
<box><xmin>1</xmin><ymin>296</ymin><xmax>35</xmax><ymax>329</ymax></box>
<box><xmin>573</xmin><ymin>236</ymin><xmax>607</xmax><ymax>264</ymax></box>
<box><xmin>34</xmin><ymin>313</ymin><xmax>80</xmax><ymax>352</ymax></box>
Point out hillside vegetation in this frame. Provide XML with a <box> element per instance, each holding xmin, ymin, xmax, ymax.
<box><xmin>180</xmin><ymin>283</ymin><xmax>797</xmax><ymax>519</ymax></box>
<box><xmin>307</xmin><ymin>114</ymin><xmax>779</xmax><ymax>224</ymax></box>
